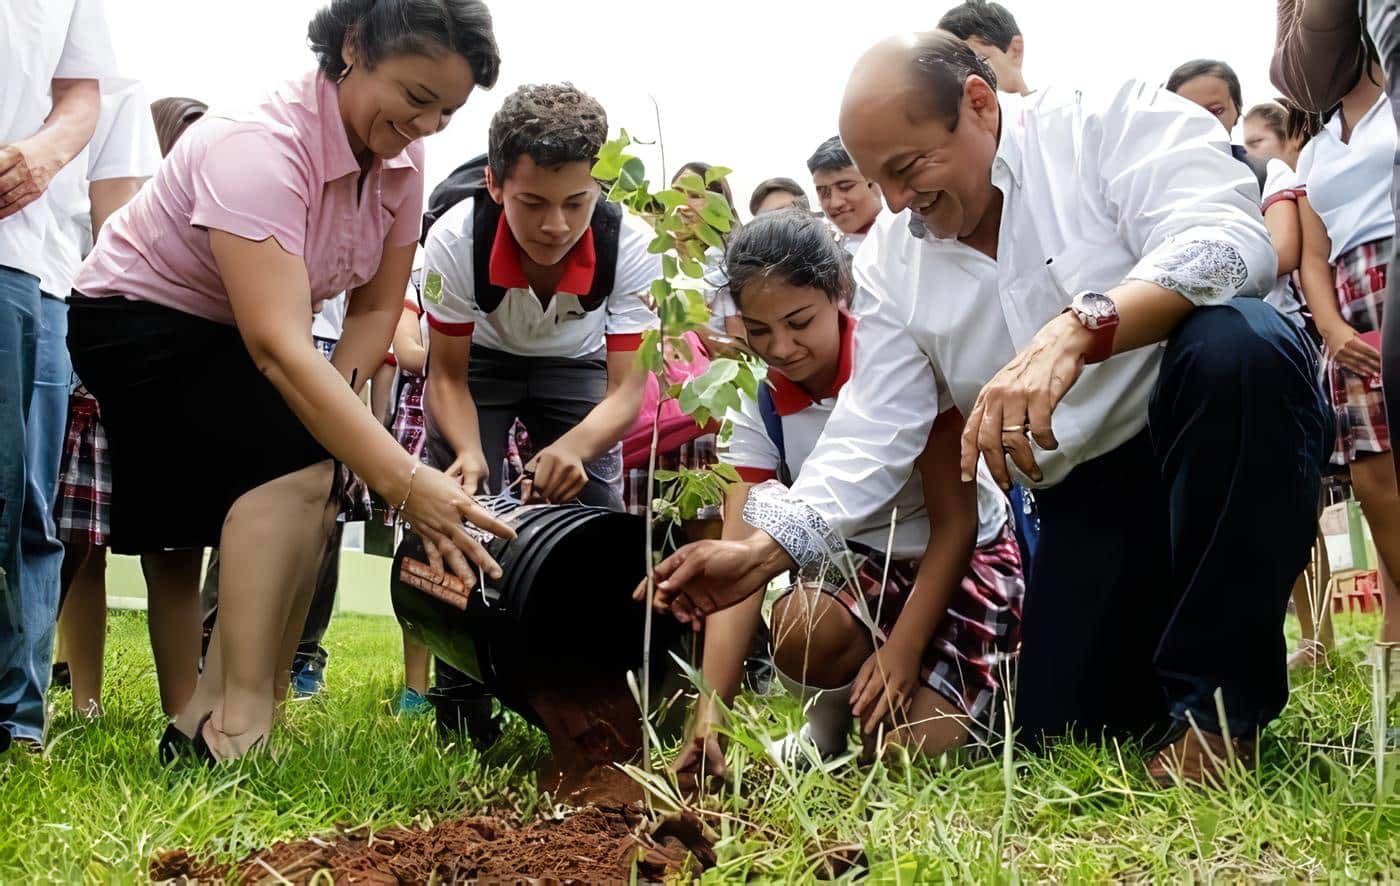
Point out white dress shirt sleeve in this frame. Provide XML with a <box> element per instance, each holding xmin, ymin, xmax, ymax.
<box><xmin>1097</xmin><ymin>81</ymin><xmax>1277</xmax><ymax>305</ymax></box>
<box><xmin>54</xmin><ymin>0</ymin><xmax>120</xmax><ymax>81</ymax></box>
<box><xmin>743</xmin><ymin>251</ymin><xmax>950</xmax><ymax>569</ymax></box>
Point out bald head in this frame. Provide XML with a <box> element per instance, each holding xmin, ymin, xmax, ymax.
<box><xmin>843</xmin><ymin>31</ymin><xmax>998</xmax><ymax>133</ymax></box>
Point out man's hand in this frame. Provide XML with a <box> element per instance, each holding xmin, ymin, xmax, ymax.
<box><xmin>850</xmin><ymin>636</ymin><xmax>923</xmax><ymax>735</ymax></box>
<box><xmin>960</xmin><ymin>311</ymin><xmax>1093</xmax><ymax>490</ymax></box>
<box><xmin>0</xmin><ymin>139</ymin><xmax>63</xmax><ymax>220</ymax></box>
<box><xmin>446</xmin><ymin>449</ymin><xmax>490</xmax><ymax>496</ymax></box>
<box><xmin>525</xmin><ymin>441</ymin><xmax>589</xmax><ymax>503</ymax></box>
<box><xmin>632</xmin><ymin>533</ymin><xmax>794</xmax><ymax>627</ymax></box>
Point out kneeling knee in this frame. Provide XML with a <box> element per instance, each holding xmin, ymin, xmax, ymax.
<box><xmin>770</xmin><ymin>586</ymin><xmax>870</xmax><ymax>688</ymax></box>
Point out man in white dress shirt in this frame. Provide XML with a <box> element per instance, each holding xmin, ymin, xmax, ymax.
<box><xmin>644</xmin><ymin>32</ymin><xmax>1330</xmax><ymax>785</ymax></box>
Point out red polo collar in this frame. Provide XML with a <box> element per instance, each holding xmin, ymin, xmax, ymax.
<box><xmin>767</xmin><ymin>309</ymin><xmax>856</xmax><ymax>416</ymax></box>
<box><xmin>487</xmin><ymin>211</ymin><xmax>598</xmax><ymax>295</ymax></box>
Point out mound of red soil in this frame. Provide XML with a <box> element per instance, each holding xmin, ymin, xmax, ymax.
<box><xmin>149</xmin><ymin>804</ymin><xmax>715</xmax><ymax>884</ymax></box>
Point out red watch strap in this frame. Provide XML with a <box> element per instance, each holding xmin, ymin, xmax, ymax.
<box><xmin>1083</xmin><ymin>323</ymin><xmax>1116</xmax><ymax>365</ymax></box>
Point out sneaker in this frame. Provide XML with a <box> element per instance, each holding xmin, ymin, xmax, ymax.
<box><xmin>394</xmin><ymin>687</ymin><xmax>434</xmax><ymax>717</ymax></box>
<box><xmin>289</xmin><ymin>655</ymin><xmax>326</xmax><ymax>700</ymax></box>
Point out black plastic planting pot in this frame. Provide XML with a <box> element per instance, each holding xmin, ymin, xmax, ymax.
<box><xmin>390</xmin><ymin>499</ymin><xmax>683</xmax><ymax>728</ymax></box>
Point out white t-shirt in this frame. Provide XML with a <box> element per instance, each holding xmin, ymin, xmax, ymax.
<box><xmin>721</xmin><ymin>313</ymin><xmax>1008</xmax><ymax>556</ymax></box>
<box><xmin>1259</xmin><ymin>158</ymin><xmax>1307</xmax><ymax>327</ymax></box>
<box><xmin>312</xmin><ymin>291</ymin><xmax>347</xmax><ymax>342</ymax></box>
<box><xmin>0</xmin><ymin>0</ymin><xmax>121</xmax><ymax>281</ymax></box>
<box><xmin>1295</xmin><ymin>92</ymin><xmax>1398</xmax><ymax>261</ymax></box>
<box><xmin>421</xmin><ymin>195</ymin><xmax>659</xmax><ymax>357</ymax></box>
<box><xmin>38</xmin><ymin>81</ymin><xmax>160</xmax><ymax>297</ymax></box>
<box><xmin>840</xmin><ymin>230</ymin><xmax>867</xmax><ymax>256</ymax></box>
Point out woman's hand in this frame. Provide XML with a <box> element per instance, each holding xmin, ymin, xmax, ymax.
<box><xmin>850</xmin><ymin>636</ymin><xmax>923</xmax><ymax>735</ymax></box>
<box><xmin>402</xmin><ymin>465</ymin><xmax>514</xmax><ymax>584</ymax></box>
<box><xmin>1321</xmin><ymin>322</ymin><xmax>1382</xmax><ymax>378</ymax></box>
<box><xmin>446</xmin><ymin>449</ymin><xmax>490</xmax><ymax>496</ymax></box>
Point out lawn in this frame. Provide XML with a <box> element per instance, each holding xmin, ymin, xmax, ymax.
<box><xmin>2</xmin><ymin>595</ymin><xmax>1397</xmax><ymax>880</ymax></box>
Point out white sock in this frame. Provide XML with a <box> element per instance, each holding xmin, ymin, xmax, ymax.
<box><xmin>778</xmin><ymin>670</ymin><xmax>853</xmax><ymax>757</ymax></box>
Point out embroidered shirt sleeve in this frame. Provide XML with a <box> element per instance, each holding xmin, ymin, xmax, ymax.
<box><xmin>1131</xmin><ymin>239</ymin><xmax>1250</xmax><ymax>304</ymax></box>
<box><xmin>742</xmin><ymin>479</ymin><xmax>850</xmax><ymax>570</ymax></box>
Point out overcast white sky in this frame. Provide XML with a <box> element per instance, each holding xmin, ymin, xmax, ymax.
<box><xmin>106</xmin><ymin>0</ymin><xmax>1281</xmax><ymax>220</ymax></box>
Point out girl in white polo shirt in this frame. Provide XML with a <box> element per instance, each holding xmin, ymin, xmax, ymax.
<box><xmin>1297</xmin><ymin>61</ymin><xmax>1400</xmax><ymax>651</ymax></box>
<box><xmin>671</xmin><ymin>211</ymin><xmax>1023</xmax><ymax>784</ymax></box>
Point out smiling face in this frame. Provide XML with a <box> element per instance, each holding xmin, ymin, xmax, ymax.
<box><xmin>486</xmin><ymin>156</ymin><xmax>600</xmax><ymax>267</ymax></box>
<box><xmin>839</xmin><ymin>46</ymin><xmax>1001</xmax><ymax>242</ymax></box>
<box><xmin>738</xmin><ymin>276</ymin><xmax>842</xmax><ymax>391</ymax></box>
<box><xmin>812</xmin><ymin>166</ymin><xmax>883</xmax><ymax>235</ymax></box>
<box><xmin>1173</xmin><ymin>74</ymin><xmax>1240</xmax><ymax>134</ymax></box>
<box><xmin>338</xmin><ymin>48</ymin><xmax>476</xmax><ymax>158</ymax></box>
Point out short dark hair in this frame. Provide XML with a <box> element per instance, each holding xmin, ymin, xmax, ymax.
<box><xmin>488</xmin><ymin>83</ymin><xmax>608</xmax><ymax>183</ymax></box>
<box><xmin>748</xmin><ymin>177</ymin><xmax>810</xmax><ymax>216</ymax></box>
<box><xmin>909</xmin><ymin>30</ymin><xmax>999</xmax><ymax>131</ymax></box>
<box><xmin>308</xmin><ymin>0</ymin><xmax>500</xmax><ymax>88</ymax></box>
<box><xmin>1166</xmin><ymin>59</ymin><xmax>1244</xmax><ymax>115</ymax></box>
<box><xmin>725</xmin><ymin>210</ymin><xmax>853</xmax><ymax>311</ymax></box>
<box><xmin>937</xmin><ymin>1</ymin><xmax>1022</xmax><ymax>52</ymax></box>
<box><xmin>806</xmin><ymin>136</ymin><xmax>854</xmax><ymax>174</ymax></box>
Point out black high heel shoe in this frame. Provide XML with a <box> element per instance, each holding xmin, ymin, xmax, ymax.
<box><xmin>189</xmin><ymin>712</ymin><xmax>217</xmax><ymax>765</ymax></box>
<box><xmin>159</xmin><ymin>713</ymin><xmax>217</xmax><ymax>767</ymax></box>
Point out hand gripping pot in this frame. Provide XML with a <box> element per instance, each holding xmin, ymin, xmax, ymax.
<box><xmin>390</xmin><ymin>497</ymin><xmax>684</xmax><ymax>728</ymax></box>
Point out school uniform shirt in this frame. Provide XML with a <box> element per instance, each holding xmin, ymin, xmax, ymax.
<box><xmin>722</xmin><ymin>312</ymin><xmax>1008</xmax><ymax>558</ymax></box>
<box><xmin>37</xmin><ymin>81</ymin><xmax>161</xmax><ymax>298</ymax></box>
<box><xmin>311</xmin><ymin>292</ymin><xmax>346</xmax><ymax>359</ymax></box>
<box><xmin>840</xmin><ymin>230</ymin><xmax>867</xmax><ymax>256</ymax></box>
<box><xmin>1260</xmin><ymin>158</ymin><xmax>1308</xmax><ymax>326</ymax></box>
<box><xmin>1295</xmin><ymin>91</ymin><xmax>1398</xmax><ymax>261</ymax></box>
<box><xmin>73</xmin><ymin>70</ymin><xmax>424</xmax><ymax>323</ymax></box>
<box><xmin>0</xmin><ymin>0</ymin><xmax>121</xmax><ymax>283</ymax></box>
<box><xmin>743</xmin><ymin>81</ymin><xmax>1275</xmax><ymax>569</ymax></box>
<box><xmin>420</xmin><ymin>195</ymin><xmax>660</xmax><ymax>357</ymax></box>
<box><xmin>692</xmin><ymin>246</ymin><xmax>735</xmax><ymax>333</ymax></box>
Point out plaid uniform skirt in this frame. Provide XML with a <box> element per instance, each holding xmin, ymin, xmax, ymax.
<box><xmin>1329</xmin><ymin>238</ymin><xmax>1392</xmax><ymax>464</ymax></box>
<box><xmin>803</xmin><ymin>520</ymin><xmax>1025</xmax><ymax>735</ymax></box>
<box><xmin>383</xmin><ymin>373</ymin><xmax>428</xmax><ymax>524</ymax></box>
<box><xmin>56</xmin><ymin>389</ymin><xmax>110</xmax><ymax>546</ymax></box>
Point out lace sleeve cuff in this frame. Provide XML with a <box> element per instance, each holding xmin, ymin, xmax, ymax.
<box><xmin>1128</xmin><ymin>239</ymin><xmax>1250</xmax><ymax>306</ymax></box>
<box><xmin>742</xmin><ymin>479</ymin><xmax>848</xmax><ymax>570</ymax></box>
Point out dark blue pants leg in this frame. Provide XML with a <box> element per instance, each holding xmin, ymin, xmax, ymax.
<box><xmin>1017</xmin><ymin>298</ymin><xmax>1329</xmax><ymax>746</ymax></box>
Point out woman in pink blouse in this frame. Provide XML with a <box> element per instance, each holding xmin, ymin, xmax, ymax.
<box><xmin>67</xmin><ymin>0</ymin><xmax>510</xmax><ymax>763</ymax></box>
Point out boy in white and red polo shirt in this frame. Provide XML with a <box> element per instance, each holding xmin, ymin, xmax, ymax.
<box><xmin>419</xmin><ymin>83</ymin><xmax>658</xmax><ymax>509</ymax></box>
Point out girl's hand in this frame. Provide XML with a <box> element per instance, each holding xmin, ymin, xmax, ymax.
<box><xmin>850</xmin><ymin>636</ymin><xmax>923</xmax><ymax>734</ymax></box>
<box><xmin>446</xmin><ymin>449</ymin><xmax>490</xmax><ymax>496</ymax></box>
<box><xmin>402</xmin><ymin>465</ymin><xmax>514</xmax><ymax>584</ymax></box>
<box><xmin>1321</xmin><ymin>322</ymin><xmax>1382</xmax><ymax>378</ymax></box>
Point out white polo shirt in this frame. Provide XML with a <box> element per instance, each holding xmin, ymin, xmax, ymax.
<box><xmin>1295</xmin><ymin>91</ymin><xmax>1397</xmax><ymax>261</ymax></box>
<box><xmin>1260</xmin><ymin>158</ymin><xmax>1307</xmax><ymax>326</ymax></box>
<box><xmin>0</xmin><ymin>0</ymin><xmax>121</xmax><ymax>282</ymax></box>
<box><xmin>421</xmin><ymin>194</ymin><xmax>659</xmax><ymax>357</ymax></box>
<box><xmin>743</xmin><ymin>80</ymin><xmax>1275</xmax><ymax>568</ymax></box>
<box><xmin>722</xmin><ymin>312</ymin><xmax>1008</xmax><ymax>556</ymax></box>
<box><xmin>38</xmin><ymin>81</ymin><xmax>161</xmax><ymax>297</ymax></box>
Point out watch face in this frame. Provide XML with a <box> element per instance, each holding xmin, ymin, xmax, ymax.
<box><xmin>1075</xmin><ymin>292</ymin><xmax>1117</xmax><ymax>328</ymax></box>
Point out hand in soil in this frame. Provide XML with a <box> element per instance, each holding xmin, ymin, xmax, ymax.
<box><xmin>671</xmin><ymin>731</ymin><xmax>727</xmax><ymax>794</ymax></box>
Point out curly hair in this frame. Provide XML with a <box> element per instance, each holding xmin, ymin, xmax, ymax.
<box><xmin>487</xmin><ymin>83</ymin><xmax>608</xmax><ymax>183</ymax></box>
<box><xmin>307</xmin><ymin>0</ymin><xmax>500</xmax><ymax>89</ymax></box>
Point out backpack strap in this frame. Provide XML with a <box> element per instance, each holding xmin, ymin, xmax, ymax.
<box><xmin>472</xmin><ymin>198</ymin><xmax>625</xmax><ymax>316</ymax></box>
<box><xmin>757</xmin><ymin>384</ymin><xmax>792</xmax><ymax>487</ymax></box>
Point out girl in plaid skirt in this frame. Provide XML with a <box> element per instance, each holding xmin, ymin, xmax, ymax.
<box><xmin>672</xmin><ymin>213</ymin><xmax>1023</xmax><ymax>786</ymax></box>
<box><xmin>1296</xmin><ymin>63</ymin><xmax>1400</xmax><ymax>651</ymax></box>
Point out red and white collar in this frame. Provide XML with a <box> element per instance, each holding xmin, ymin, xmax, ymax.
<box><xmin>487</xmin><ymin>211</ymin><xmax>597</xmax><ymax>295</ymax></box>
<box><xmin>767</xmin><ymin>309</ymin><xmax>855</xmax><ymax>416</ymax></box>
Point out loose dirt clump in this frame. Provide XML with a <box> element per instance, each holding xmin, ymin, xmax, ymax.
<box><xmin>149</xmin><ymin>804</ymin><xmax>715</xmax><ymax>883</ymax></box>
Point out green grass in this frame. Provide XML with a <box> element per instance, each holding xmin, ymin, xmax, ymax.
<box><xmin>3</xmin><ymin>606</ymin><xmax>1396</xmax><ymax>882</ymax></box>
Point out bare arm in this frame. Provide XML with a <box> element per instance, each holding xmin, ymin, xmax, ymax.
<box><xmin>88</xmin><ymin>176</ymin><xmax>146</xmax><ymax>237</ymax></box>
<box><xmin>0</xmin><ymin>78</ymin><xmax>100</xmax><ymax>220</ymax></box>
<box><xmin>212</xmin><ymin>230</ymin><xmax>511</xmax><ymax>579</ymax></box>
<box><xmin>332</xmin><ymin>241</ymin><xmax>414</xmax><ymax>393</ymax></box>
<box><xmin>1296</xmin><ymin>196</ymin><xmax>1344</xmax><ymax>330</ymax></box>
<box><xmin>392</xmin><ymin>307</ymin><xmax>427</xmax><ymax>376</ymax></box>
<box><xmin>1265</xmin><ymin>199</ymin><xmax>1303</xmax><ymax>276</ymax></box>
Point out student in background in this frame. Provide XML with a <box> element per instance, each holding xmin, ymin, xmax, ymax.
<box><xmin>937</xmin><ymin>0</ymin><xmax>1033</xmax><ymax>96</ymax></box>
<box><xmin>806</xmin><ymin>136</ymin><xmax>883</xmax><ymax>256</ymax></box>
<box><xmin>1295</xmin><ymin>61</ymin><xmax>1400</xmax><ymax>658</ymax></box>
<box><xmin>1167</xmin><ymin>59</ymin><xmax>1269</xmax><ymax>190</ymax></box>
<box><xmin>49</xmin><ymin>86</ymin><xmax>168</xmax><ymax>719</ymax></box>
<box><xmin>748</xmin><ymin>177</ymin><xmax>810</xmax><ymax>217</ymax></box>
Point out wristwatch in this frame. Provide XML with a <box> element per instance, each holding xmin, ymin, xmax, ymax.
<box><xmin>1066</xmin><ymin>291</ymin><xmax>1118</xmax><ymax>365</ymax></box>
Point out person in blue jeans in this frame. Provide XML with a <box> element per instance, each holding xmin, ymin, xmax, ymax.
<box><xmin>1</xmin><ymin>0</ymin><xmax>116</xmax><ymax>750</ymax></box>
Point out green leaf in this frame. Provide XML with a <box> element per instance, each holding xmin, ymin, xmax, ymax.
<box><xmin>704</xmin><ymin>165</ymin><xmax>733</xmax><ymax>185</ymax></box>
<box><xmin>680</xmin><ymin>257</ymin><xmax>703</xmax><ymax>278</ymax></box>
<box><xmin>736</xmin><ymin>362</ymin><xmax>761</xmax><ymax>398</ymax></box>
<box><xmin>652</xmin><ymin>469</ymin><xmax>678</xmax><ymax>482</ymax></box>
<box><xmin>712</xmin><ymin>462</ymin><xmax>741</xmax><ymax>483</ymax></box>
<box><xmin>619</xmin><ymin>156</ymin><xmax>646</xmax><ymax>191</ymax></box>
<box><xmin>675</xmin><ymin>173</ymin><xmax>706</xmax><ymax>194</ymax></box>
<box><xmin>695</xmin><ymin>223</ymin><xmax>725</xmax><ymax>251</ymax></box>
<box><xmin>647</xmin><ymin>233</ymin><xmax>675</xmax><ymax>254</ymax></box>
<box><xmin>661</xmin><ymin>254</ymin><xmax>678</xmax><ymax>279</ymax></box>
<box><xmin>592</xmin><ymin>137</ymin><xmax>627</xmax><ymax>181</ymax></box>
<box><xmin>650</xmin><ymin>278</ymin><xmax>672</xmax><ymax>301</ymax></box>
<box><xmin>699</xmin><ymin>193</ymin><xmax>733</xmax><ymax>232</ymax></box>
<box><xmin>656</xmin><ymin>189</ymin><xmax>688</xmax><ymax>212</ymax></box>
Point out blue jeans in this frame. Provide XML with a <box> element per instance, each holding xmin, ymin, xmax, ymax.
<box><xmin>0</xmin><ymin>268</ymin><xmax>42</xmax><ymax>734</ymax></box>
<box><xmin>0</xmin><ymin>277</ymin><xmax>69</xmax><ymax>744</ymax></box>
